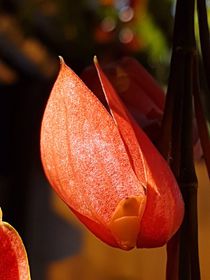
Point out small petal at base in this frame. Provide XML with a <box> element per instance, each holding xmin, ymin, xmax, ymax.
<box><xmin>108</xmin><ymin>196</ymin><xmax>145</xmax><ymax>250</ymax></box>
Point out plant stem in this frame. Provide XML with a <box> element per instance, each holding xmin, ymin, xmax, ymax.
<box><xmin>178</xmin><ymin>51</ymin><xmax>200</xmax><ymax>280</ymax></box>
<box><xmin>166</xmin><ymin>231</ymin><xmax>180</xmax><ymax>280</ymax></box>
<box><xmin>197</xmin><ymin>0</ymin><xmax>210</xmax><ymax>92</ymax></box>
<box><xmin>158</xmin><ymin>0</ymin><xmax>201</xmax><ymax>279</ymax></box>
<box><xmin>197</xmin><ymin>0</ymin><xmax>210</xmax><ymax>151</ymax></box>
<box><xmin>193</xmin><ymin>56</ymin><xmax>210</xmax><ymax>179</ymax></box>
<box><xmin>172</xmin><ymin>0</ymin><xmax>196</xmax><ymax>49</ymax></box>
<box><xmin>163</xmin><ymin>51</ymin><xmax>185</xmax><ymax>280</ymax></box>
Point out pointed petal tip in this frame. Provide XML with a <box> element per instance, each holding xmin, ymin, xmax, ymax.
<box><xmin>58</xmin><ymin>55</ymin><xmax>65</xmax><ymax>64</ymax></box>
<box><xmin>58</xmin><ymin>56</ymin><xmax>66</xmax><ymax>72</ymax></box>
<box><xmin>93</xmin><ymin>55</ymin><xmax>98</xmax><ymax>65</ymax></box>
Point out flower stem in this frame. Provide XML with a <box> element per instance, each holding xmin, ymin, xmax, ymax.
<box><xmin>196</xmin><ymin>0</ymin><xmax>210</xmax><ymax>163</ymax></box>
<box><xmin>197</xmin><ymin>0</ymin><xmax>210</xmax><ymax>93</ymax></box>
<box><xmin>158</xmin><ymin>0</ymin><xmax>201</xmax><ymax>279</ymax></box>
<box><xmin>178</xmin><ymin>51</ymin><xmax>200</xmax><ymax>280</ymax></box>
<box><xmin>193</xmin><ymin>56</ymin><xmax>210</xmax><ymax>179</ymax></box>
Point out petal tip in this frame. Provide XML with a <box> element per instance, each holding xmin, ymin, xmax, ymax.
<box><xmin>58</xmin><ymin>55</ymin><xmax>65</xmax><ymax>64</ymax></box>
<box><xmin>58</xmin><ymin>56</ymin><xmax>66</xmax><ymax>72</ymax></box>
<box><xmin>93</xmin><ymin>55</ymin><xmax>98</xmax><ymax>65</ymax></box>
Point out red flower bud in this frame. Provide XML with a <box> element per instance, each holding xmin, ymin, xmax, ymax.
<box><xmin>40</xmin><ymin>57</ymin><xmax>184</xmax><ymax>250</ymax></box>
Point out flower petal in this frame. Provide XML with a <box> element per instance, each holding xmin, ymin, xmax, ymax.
<box><xmin>40</xmin><ymin>58</ymin><xmax>146</xmax><ymax>248</ymax></box>
<box><xmin>94</xmin><ymin>58</ymin><xmax>184</xmax><ymax>247</ymax></box>
<box><xmin>0</xmin><ymin>209</ymin><xmax>30</xmax><ymax>280</ymax></box>
<box><xmin>82</xmin><ymin>57</ymin><xmax>164</xmax><ymax>140</ymax></box>
<box><xmin>94</xmin><ymin>56</ymin><xmax>147</xmax><ymax>187</ymax></box>
<box><xmin>117</xmin><ymin>57</ymin><xmax>165</xmax><ymax>111</ymax></box>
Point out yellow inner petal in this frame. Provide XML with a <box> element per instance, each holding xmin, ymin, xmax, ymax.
<box><xmin>108</xmin><ymin>196</ymin><xmax>145</xmax><ymax>250</ymax></box>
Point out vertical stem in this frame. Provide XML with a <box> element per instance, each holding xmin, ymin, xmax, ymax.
<box><xmin>160</xmin><ymin>0</ymin><xmax>196</xmax><ymax>157</ymax></box>
<box><xmin>178</xmin><ymin>51</ymin><xmax>200</xmax><ymax>280</ymax></box>
<box><xmin>193</xmin><ymin>56</ymin><xmax>210</xmax><ymax>178</ymax></box>
<box><xmin>166</xmin><ymin>231</ymin><xmax>180</xmax><ymax>280</ymax></box>
<box><xmin>189</xmin><ymin>184</ymin><xmax>200</xmax><ymax>280</ymax></box>
<box><xmin>163</xmin><ymin>48</ymin><xmax>199</xmax><ymax>280</ymax></box>
<box><xmin>164</xmin><ymin>51</ymin><xmax>185</xmax><ymax>280</ymax></box>
<box><xmin>172</xmin><ymin>0</ymin><xmax>196</xmax><ymax>49</ymax></box>
<box><xmin>159</xmin><ymin>0</ymin><xmax>201</xmax><ymax>279</ymax></box>
<box><xmin>197</xmin><ymin>0</ymin><xmax>210</xmax><ymax>92</ymax></box>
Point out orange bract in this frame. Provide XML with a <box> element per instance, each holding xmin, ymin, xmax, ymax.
<box><xmin>40</xmin><ymin>57</ymin><xmax>184</xmax><ymax>250</ymax></box>
<box><xmin>0</xmin><ymin>209</ymin><xmax>30</xmax><ymax>280</ymax></box>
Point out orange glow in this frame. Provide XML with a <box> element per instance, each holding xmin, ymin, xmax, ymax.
<box><xmin>40</xmin><ymin>57</ymin><xmax>184</xmax><ymax>250</ymax></box>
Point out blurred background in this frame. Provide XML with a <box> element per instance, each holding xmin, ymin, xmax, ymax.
<box><xmin>0</xmin><ymin>0</ymin><xmax>210</xmax><ymax>279</ymax></box>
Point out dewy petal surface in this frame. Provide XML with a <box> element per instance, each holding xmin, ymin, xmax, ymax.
<box><xmin>94</xmin><ymin>58</ymin><xmax>184</xmax><ymax>247</ymax></box>
<box><xmin>40</xmin><ymin>58</ymin><xmax>146</xmax><ymax>248</ymax></box>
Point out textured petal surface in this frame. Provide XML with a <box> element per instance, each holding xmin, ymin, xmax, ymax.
<box><xmin>40</xmin><ymin>59</ymin><xmax>146</xmax><ymax>233</ymax></box>
<box><xmin>94</xmin><ymin>59</ymin><xmax>184</xmax><ymax>247</ymax></box>
<box><xmin>95</xmin><ymin>57</ymin><xmax>147</xmax><ymax>187</ymax></box>
<box><xmin>134</xmin><ymin>122</ymin><xmax>184</xmax><ymax>247</ymax></box>
<box><xmin>82</xmin><ymin>57</ymin><xmax>164</xmax><ymax>140</ymax></box>
<box><xmin>0</xmin><ymin>210</ymin><xmax>30</xmax><ymax>280</ymax></box>
<box><xmin>82</xmin><ymin>57</ymin><xmax>201</xmax><ymax>158</ymax></box>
